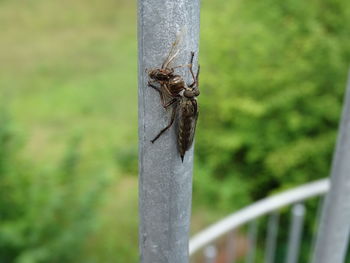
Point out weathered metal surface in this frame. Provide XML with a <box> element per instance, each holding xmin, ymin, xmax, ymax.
<box><xmin>312</xmin><ymin>71</ymin><xmax>350</xmax><ymax>263</ymax></box>
<box><xmin>264</xmin><ymin>212</ymin><xmax>279</xmax><ymax>263</ymax></box>
<box><xmin>138</xmin><ymin>0</ymin><xmax>200</xmax><ymax>262</ymax></box>
<box><xmin>285</xmin><ymin>204</ymin><xmax>305</xmax><ymax>263</ymax></box>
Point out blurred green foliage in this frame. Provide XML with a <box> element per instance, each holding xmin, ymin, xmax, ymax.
<box><xmin>194</xmin><ymin>0</ymin><xmax>350</xmax><ymax>213</ymax></box>
<box><xmin>0</xmin><ymin>110</ymin><xmax>108</xmax><ymax>263</ymax></box>
<box><xmin>1</xmin><ymin>0</ymin><xmax>139</xmax><ymax>261</ymax></box>
<box><xmin>1</xmin><ymin>0</ymin><xmax>350</xmax><ymax>262</ymax></box>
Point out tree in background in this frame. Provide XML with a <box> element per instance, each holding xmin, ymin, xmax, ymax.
<box><xmin>194</xmin><ymin>0</ymin><xmax>350</xmax><ymax>211</ymax></box>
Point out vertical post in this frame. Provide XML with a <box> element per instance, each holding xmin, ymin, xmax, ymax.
<box><xmin>226</xmin><ymin>230</ymin><xmax>236</xmax><ymax>263</ymax></box>
<box><xmin>285</xmin><ymin>204</ymin><xmax>305</xmax><ymax>263</ymax></box>
<box><xmin>264</xmin><ymin>212</ymin><xmax>279</xmax><ymax>263</ymax></box>
<box><xmin>308</xmin><ymin>197</ymin><xmax>324</xmax><ymax>263</ymax></box>
<box><xmin>245</xmin><ymin>220</ymin><xmax>259</xmax><ymax>263</ymax></box>
<box><xmin>138</xmin><ymin>1</ymin><xmax>200</xmax><ymax>263</ymax></box>
<box><xmin>312</xmin><ymin>71</ymin><xmax>350</xmax><ymax>263</ymax></box>
<box><xmin>204</xmin><ymin>245</ymin><xmax>217</xmax><ymax>263</ymax></box>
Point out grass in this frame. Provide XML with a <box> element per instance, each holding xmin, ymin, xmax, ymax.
<box><xmin>0</xmin><ymin>0</ymin><xmax>138</xmax><ymax>166</ymax></box>
<box><xmin>1</xmin><ymin>0</ymin><xmax>140</xmax><ymax>261</ymax></box>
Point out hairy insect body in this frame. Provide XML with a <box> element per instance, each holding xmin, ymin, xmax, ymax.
<box><xmin>147</xmin><ymin>33</ymin><xmax>188</xmax><ymax>101</ymax></box>
<box><xmin>148</xmin><ymin>68</ymin><xmax>173</xmax><ymax>81</ymax></box>
<box><xmin>148</xmin><ymin>34</ymin><xmax>200</xmax><ymax>162</ymax></box>
<box><xmin>148</xmin><ymin>70</ymin><xmax>185</xmax><ymax>98</ymax></box>
<box><xmin>177</xmin><ymin>97</ymin><xmax>198</xmax><ymax>162</ymax></box>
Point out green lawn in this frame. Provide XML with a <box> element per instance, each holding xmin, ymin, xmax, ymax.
<box><xmin>0</xmin><ymin>0</ymin><xmax>137</xmax><ymax>166</ymax></box>
<box><xmin>1</xmin><ymin>0</ymin><xmax>140</xmax><ymax>261</ymax></box>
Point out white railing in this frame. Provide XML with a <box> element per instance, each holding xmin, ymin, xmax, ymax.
<box><xmin>189</xmin><ymin>179</ymin><xmax>330</xmax><ymax>262</ymax></box>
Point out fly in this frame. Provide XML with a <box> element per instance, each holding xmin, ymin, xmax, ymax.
<box><xmin>177</xmin><ymin>63</ymin><xmax>200</xmax><ymax>162</ymax></box>
<box><xmin>148</xmin><ymin>44</ymin><xmax>200</xmax><ymax>162</ymax></box>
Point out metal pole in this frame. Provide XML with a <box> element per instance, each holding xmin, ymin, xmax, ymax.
<box><xmin>245</xmin><ymin>220</ymin><xmax>258</xmax><ymax>263</ymax></box>
<box><xmin>285</xmin><ymin>204</ymin><xmax>305</xmax><ymax>263</ymax></box>
<box><xmin>264</xmin><ymin>212</ymin><xmax>280</xmax><ymax>263</ymax></box>
<box><xmin>226</xmin><ymin>230</ymin><xmax>236</xmax><ymax>263</ymax></box>
<box><xmin>312</xmin><ymin>71</ymin><xmax>350</xmax><ymax>263</ymax></box>
<box><xmin>138</xmin><ymin>1</ymin><xmax>200</xmax><ymax>263</ymax></box>
<box><xmin>308</xmin><ymin>197</ymin><xmax>324</xmax><ymax>263</ymax></box>
<box><xmin>204</xmin><ymin>245</ymin><xmax>217</xmax><ymax>263</ymax></box>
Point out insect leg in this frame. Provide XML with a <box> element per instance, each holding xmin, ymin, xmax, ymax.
<box><xmin>171</xmin><ymin>63</ymin><xmax>191</xmax><ymax>70</ymax></box>
<box><xmin>148</xmin><ymin>80</ymin><xmax>162</xmax><ymax>93</ymax></box>
<box><xmin>148</xmin><ymin>81</ymin><xmax>168</xmax><ymax>107</ymax></box>
<box><xmin>188</xmin><ymin>52</ymin><xmax>195</xmax><ymax>80</ymax></box>
<box><xmin>164</xmin><ymin>98</ymin><xmax>177</xmax><ymax>108</ymax></box>
<box><xmin>193</xmin><ymin>64</ymin><xmax>200</xmax><ymax>89</ymax></box>
<box><xmin>196</xmin><ymin>65</ymin><xmax>200</xmax><ymax>81</ymax></box>
<box><xmin>188</xmin><ymin>52</ymin><xmax>199</xmax><ymax>88</ymax></box>
<box><xmin>148</xmin><ymin>81</ymin><xmax>178</xmax><ymax>108</ymax></box>
<box><xmin>151</xmin><ymin>103</ymin><xmax>178</xmax><ymax>143</ymax></box>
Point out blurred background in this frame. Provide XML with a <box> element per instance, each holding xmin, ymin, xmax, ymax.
<box><xmin>1</xmin><ymin>0</ymin><xmax>349</xmax><ymax>262</ymax></box>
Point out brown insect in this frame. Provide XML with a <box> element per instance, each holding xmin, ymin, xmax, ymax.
<box><xmin>147</xmin><ymin>34</ymin><xmax>186</xmax><ymax>108</ymax></box>
<box><xmin>176</xmin><ymin>59</ymin><xmax>200</xmax><ymax>162</ymax></box>
<box><xmin>148</xmin><ymin>36</ymin><xmax>200</xmax><ymax>162</ymax></box>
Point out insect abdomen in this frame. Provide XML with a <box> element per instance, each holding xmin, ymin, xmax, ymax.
<box><xmin>169</xmin><ymin>75</ymin><xmax>185</xmax><ymax>96</ymax></box>
<box><xmin>177</xmin><ymin>99</ymin><xmax>198</xmax><ymax>161</ymax></box>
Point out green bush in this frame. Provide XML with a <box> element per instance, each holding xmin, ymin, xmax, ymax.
<box><xmin>1</xmin><ymin>0</ymin><xmax>350</xmax><ymax>261</ymax></box>
<box><xmin>0</xmin><ymin>110</ymin><xmax>107</xmax><ymax>263</ymax></box>
<box><xmin>194</xmin><ymin>0</ymin><xmax>350</xmax><ymax>212</ymax></box>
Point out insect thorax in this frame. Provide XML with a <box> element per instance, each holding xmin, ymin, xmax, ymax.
<box><xmin>169</xmin><ymin>75</ymin><xmax>185</xmax><ymax>95</ymax></box>
<box><xmin>149</xmin><ymin>68</ymin><xmax>174</xmax><ymax>81</ymax></box>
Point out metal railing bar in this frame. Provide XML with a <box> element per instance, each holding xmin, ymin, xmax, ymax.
<box><xmin>308</xmin><ymin>197</ymin><xmax>324</xmax><ymax>263</ymax></box>
<box><xmin>226</xmin><ymin>230</ymin><xmax>236</xmax><ymax>263</ymax></box>
<box><xmin>189</xmin><ymin>179</ymin><xmax>329</xmax><ymax>255</ymax></box>
<box><xmin>285</xmin><ymin>204</ymin><xmax>306</xmax><ymax>263</ymax></box>
<box><xmin>245</xmin><ymin>220</ymin><xmax>259</xmax><ymax>263</ymax></box>
<box><xmin>264</xmin><ymin>212</ymin><xmax>280</xmax><ymax>263</ymax></box>
<box><xmin>204</xmin><ymin>245</ymin><xmax>217</xmax><ymax>263</ymax></box>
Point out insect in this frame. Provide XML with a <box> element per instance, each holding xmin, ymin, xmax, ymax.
<box><xmin>148</xmin><ymin>39</ymin><xmax>200</xmax><ymax>162</ymax></box>
<box><xmin>147</xmin><ymin>33</ymin><xmax>187</xmax><ymax>108</ymax></box>
<box><xmin>176</xmin><ymin>57</ymin><xmax>200</xmax><ymax>162</ymax></box>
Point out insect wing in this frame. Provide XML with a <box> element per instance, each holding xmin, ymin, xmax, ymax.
<box><xmin>162</xmin><ymin>28</ymin><xmax>185</xmax><ymax>69</ymax></box>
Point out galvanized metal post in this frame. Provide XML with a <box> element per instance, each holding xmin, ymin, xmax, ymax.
<box><xmin>245</xmin><ymin>220</ymin><xmax>259</xmax><ymax>263</ymax></box>
<box><xmin>226</xmin><ymin>230</ymin><xmax>236</xmax><ymax>263</ymax></box>
<box><xmin>285</xmin><ymin>204</ymin><xmax>305</xmax><ymax>263</ymax></box>
<box><xmin>264</xmin><ymin>212</ymin><xmax>279</xmax><ymax>263</ymax></box>
<box><xmin>204</xmin><ymin>245</ymin><xmax>217</xmax><ymax>263</ymax></box>
<box><xmin>312</xmin><ymin>71</ymin><xmax>350</xmax><ymax>263</ymax></box>
<box><xmin>138</xmin><ymin>0</ymin><xmax>200</xmax><ymax>262</ymax></box>
<box><xmin>308</xmin><ymin>197</ymin><xmax>324</xmax><ymax>263</ymax></box>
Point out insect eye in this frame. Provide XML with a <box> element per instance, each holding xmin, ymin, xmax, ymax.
<box><xmin>194</xmin><ymin>89</ymin><xmax>200</xmax><ymax>96</ymax></box>
<box><xmin>184</xmin><ymin>90</ymin><xmax>192</xmax><ymax>98</ymax></box>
